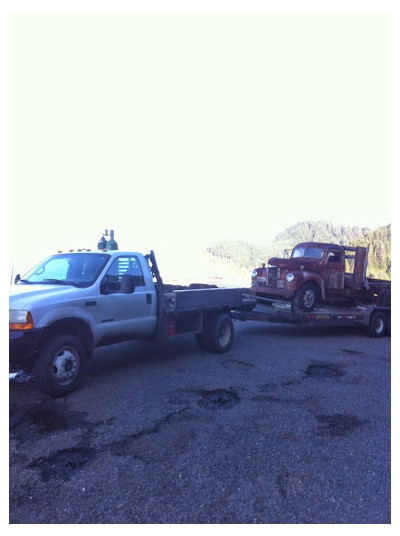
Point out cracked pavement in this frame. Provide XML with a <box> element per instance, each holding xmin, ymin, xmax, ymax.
<box><xmin>9</xmin><ymin>321</ymin><xmax>391</xmax><ymax>523</ymax></box>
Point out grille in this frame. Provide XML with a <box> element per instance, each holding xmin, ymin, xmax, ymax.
<box><xmin>267</xmin><ymin>267</ymin><xmax>279</xmax><ymax>286</ymax></box>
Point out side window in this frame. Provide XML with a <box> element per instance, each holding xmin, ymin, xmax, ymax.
<box><xmin>105</xmin><ymin>256</ymin><xmax>145</xmax><ymax>289</ymax></box>
<box><xmin>327</xmin><ymin>251</ymin><xmax>341</xmax><ymax>263</ymax></box>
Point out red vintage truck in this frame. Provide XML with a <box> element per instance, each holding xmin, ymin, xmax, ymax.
<box><xmin>251</xmin><ymin>242</ymin><xmax>391</xmax><ymax>313</ymax></box>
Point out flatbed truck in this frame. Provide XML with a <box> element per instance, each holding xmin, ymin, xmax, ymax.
<box><xmin>9</xmin><ymin>249</ymin><xmax>256</xmax><ymax>396</ymax></box>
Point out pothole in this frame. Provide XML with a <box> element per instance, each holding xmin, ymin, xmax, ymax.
<box><xmin>315</xmin><ymin>414</ymin><xmax>369</xmax><ymax>437</ymax></box>
<box><xmin>27</xmin><ymin>408</ymin><xmax>68</xmax><ymax>433</ymax></box>
<box><xmin>10</xmin><ymin>404</ymin><xmax>90</xmax><ymax>443</ymax></box>
<box><xmin>197</xmin><ymin>389</ymin><xmax>240</xmax><ymax>410</ymax></box>
<box><xmin>305</xmin><ymin>363</ymin><xmax>345</xmax><ymax>379</ymax></box>
<box><xmin>29</xmin><ymin>447</ymin><xmax>95</xmax><ymax>482</ymax></box>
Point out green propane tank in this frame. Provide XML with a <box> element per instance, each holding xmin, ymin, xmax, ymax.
<box><xmin>106</xmin><ymin>229</ymin><xmax>118</xmax><ymax>250</ymax></box>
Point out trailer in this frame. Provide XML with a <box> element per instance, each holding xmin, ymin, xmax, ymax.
<box><xmin>232</xmin><ymin>296</ymin><xmax>391</xmax><ymax>338</ymax></box>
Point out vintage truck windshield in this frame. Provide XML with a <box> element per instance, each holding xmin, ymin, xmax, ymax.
<box><xmin>20</xmin><ymin>253</ymin><xmax>110</xmax><ymax>287</ymax></box>
<box><xmin>292</xmin><ymin>247</ymin><xmax>325</xmax><ymax>260</ymax></box>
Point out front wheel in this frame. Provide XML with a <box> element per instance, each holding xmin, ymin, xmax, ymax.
<box><xmin>195</xmin><ymin>313</ymin><xmax>234</xmax><ymax>353</ymax></box>
<box><xmin>34</xmin><ymin>334</ymin><xmax>87</xmax><ymax>396</ymax></box>
<box><xmin>292</xmin><ymin>283</ymin><xmax>319</xmax><ymax>312</ymax></box>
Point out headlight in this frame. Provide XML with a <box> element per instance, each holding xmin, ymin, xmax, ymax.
<box><xmin>286</xmin><ymin>273</ymin><xmax>295</xmax><ymax>283</ymax></box>
<box><xmin>252</xmin><ymin>270</ymin><xmax>258</xmax><ymax>278</ymax></box>
<box><xmin>9</xmin><ymin>310</ymin><xmax>34</xmax><ymax>330</ymax></box>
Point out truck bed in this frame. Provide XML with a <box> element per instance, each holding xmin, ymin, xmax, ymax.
<box><xmin>367</xmin><ymin>278</ymin><xmax>391</xmax><ymax>290</ymax></box>
<box><xmin>164</xmin><ymin>287</ymin><xmax>255</xmax><ymax>314</ymax></box>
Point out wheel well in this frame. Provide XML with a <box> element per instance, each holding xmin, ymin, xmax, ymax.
<box><xmin>42</xmin><ymin>318</ymin><xmax>94</xmax><ymax>358</ymax></box>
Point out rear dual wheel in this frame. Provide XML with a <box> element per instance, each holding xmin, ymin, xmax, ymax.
<box><xmin>196</xmin><ymin>313</ymin><xmax>234</xmax><ymax>353</ymax></box>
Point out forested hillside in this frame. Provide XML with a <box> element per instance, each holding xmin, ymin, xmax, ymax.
<box><xmin>206</xmin><ymin>221</ymin><xmax>391</xmax><ymax>280</ymax></box>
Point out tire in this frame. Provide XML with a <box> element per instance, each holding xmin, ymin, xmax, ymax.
<box><xmin>195</xmin><ymin>313</ymin><xmax>234</xmax><ymax>353</ymax></box>
<box><xmin>368</xmin><ymin>311</ymin><xmax>387</xmax><ymax>338</ymax></box>
<box><xmin>34</xmin><ymin>334</ymin><xmax>87</xmax><ymax>396</ymax></box>
<box><xmin>292</xmin><ymin>283</ymin><xmax>319</xmax><ymax>312</ymax></box>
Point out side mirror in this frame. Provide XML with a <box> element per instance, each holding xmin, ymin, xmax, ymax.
<box><xmin>14</xmin><ymin>274</ymin><xmax>21</xmax><ymax>284</ymax></box>
<box><xmin>100</xmin><ymin>275</ymin><xmax>136</xmax><ymax>294</ymax></box>
<box><xmin>120</xmin><ymin>274</ymin><xmax>135</xmax><ymax>294</ymax></box>
<box><xmin>100</xmin><ymin>277</ymin><xmax>110</xmax><ymax>294</ymax></box>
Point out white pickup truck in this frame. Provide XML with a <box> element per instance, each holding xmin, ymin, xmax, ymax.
<box><xmin>9</xmin><ymin>249</ymin><xmax>255</xmax><ymax>396</ymax></box>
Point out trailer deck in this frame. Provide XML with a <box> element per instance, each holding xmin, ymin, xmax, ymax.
<box><xmin>232</xmin><ymin>297</ymin><xmax>391</xmax><ymax>337</ymax></box>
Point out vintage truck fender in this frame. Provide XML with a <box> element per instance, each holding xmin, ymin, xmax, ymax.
<box><xmin>287</xmin><ymin>270</ymin><xmax>326</xmax><ymax>300</ymax></box>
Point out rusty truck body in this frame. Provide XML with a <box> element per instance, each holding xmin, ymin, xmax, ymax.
<box><xmin>251</xmin><ymin>242</ymin><xmax>391</xmax><ymax>312</ymax></box>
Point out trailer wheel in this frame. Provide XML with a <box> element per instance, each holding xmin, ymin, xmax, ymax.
<box><xmin>368</xmin><ymin>311</ymin><xmax>387</xmax><ymax>338</ymax></box>
<box><xmin>34</xmin><ymin>334</ymin><xmax>88</xmax><ymax>397</ymax></box>
<box><xmin>196</xmin><ymin>313</ymin><xmax>234</xmax><ymax>353</ymax></box>
<box><xmin>292</xmin><ymin>283</ymin><xmax>319</xmax><ymax>312</ymax></box>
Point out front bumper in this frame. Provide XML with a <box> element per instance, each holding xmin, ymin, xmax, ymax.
<box><xmin>251</xmin><ymin>284</ymin><xmax>293</xmax><ymax>301</ymax></box>
<box><xmin>9</xmin><ymin>328</ymin><xmax>44</xmax><ymax>366</ymax></box>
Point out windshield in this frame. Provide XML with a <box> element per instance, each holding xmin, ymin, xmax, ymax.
<box><xmin>20</xmin><ymin>253</ymin><xmax>110</xmax><ymax>287</ymax></box>
<box><xmin>291</xmin><ymin>246</ymin><xmax>325</xmax><ymax>260</ymax></box>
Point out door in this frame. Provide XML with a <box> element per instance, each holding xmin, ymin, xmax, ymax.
<box><xmin>324</xmin><ymin>249</ymin><xmax>345</xmax><ymax>294</ymax></box>
<box><xmin>97</xmin><ymin>255</ymin><xmax>157</xmax><ymax>339</ymax></box>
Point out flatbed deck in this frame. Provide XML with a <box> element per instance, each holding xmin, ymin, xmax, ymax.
<box><xmin>232</xmin><ymin>298</ymin><xmax>391</xmax><ymax>337</ymax></box>
<box><xmin>165</xmin><ymin>287</ymin><xmax>253</xmax><ymax>313</ymax></box>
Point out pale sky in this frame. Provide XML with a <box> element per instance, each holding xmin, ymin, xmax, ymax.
<box><xmin>8</xmin><ymin>5</ymin><xmax>392</xmax><ymax>277</ymax></box>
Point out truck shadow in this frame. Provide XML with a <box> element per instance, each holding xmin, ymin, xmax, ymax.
<box><xmin>234</xmin><ymin>322</ymin><xmax>369</xmax><ymax>339</ymax></box>
<box><xmin>86</xmin><ymin>335</ymin><xmax>203</xmax><ymax>378</ymax></box>
<box><xmin>9</xmin><ymin>336</ymin><xmax>201</xmax><ymax>404</ymax></box>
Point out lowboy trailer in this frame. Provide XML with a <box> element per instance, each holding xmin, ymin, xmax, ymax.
<box><xmin>233</xmin><ymin>296</ymin><xmax>391</xmax><ymax>338</ymax></box>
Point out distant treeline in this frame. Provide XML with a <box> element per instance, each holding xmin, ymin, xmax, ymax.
<box><xmin>206</xmin><ymin>221</ymin><xmax>391</xmax><ymax>280</ymax></box>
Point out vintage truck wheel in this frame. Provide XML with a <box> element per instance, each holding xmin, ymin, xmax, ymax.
<box><xmin>34</xmin><ymin>334</ymin><xmax>87</xmax><ymax>396</ymax></box>
<box><xmin>292</xmin><ymin>283</ymin><xmax>319</xmax><ymax>312</ymax></box>
<box><xmin>196</xmin><ymin>313</ymin><xmax>234</xmax><ymax>353</ymax></box>
<box><xmin>368</xmin><ymin>311</ymin><xmax>387</xmax><ymax>338</ymax></box>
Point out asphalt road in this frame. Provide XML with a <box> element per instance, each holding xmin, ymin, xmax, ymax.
<box><xmin>9</xmin><ymin>320</ymin><xmax>391</xmax><ymax>524</ymax></box>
